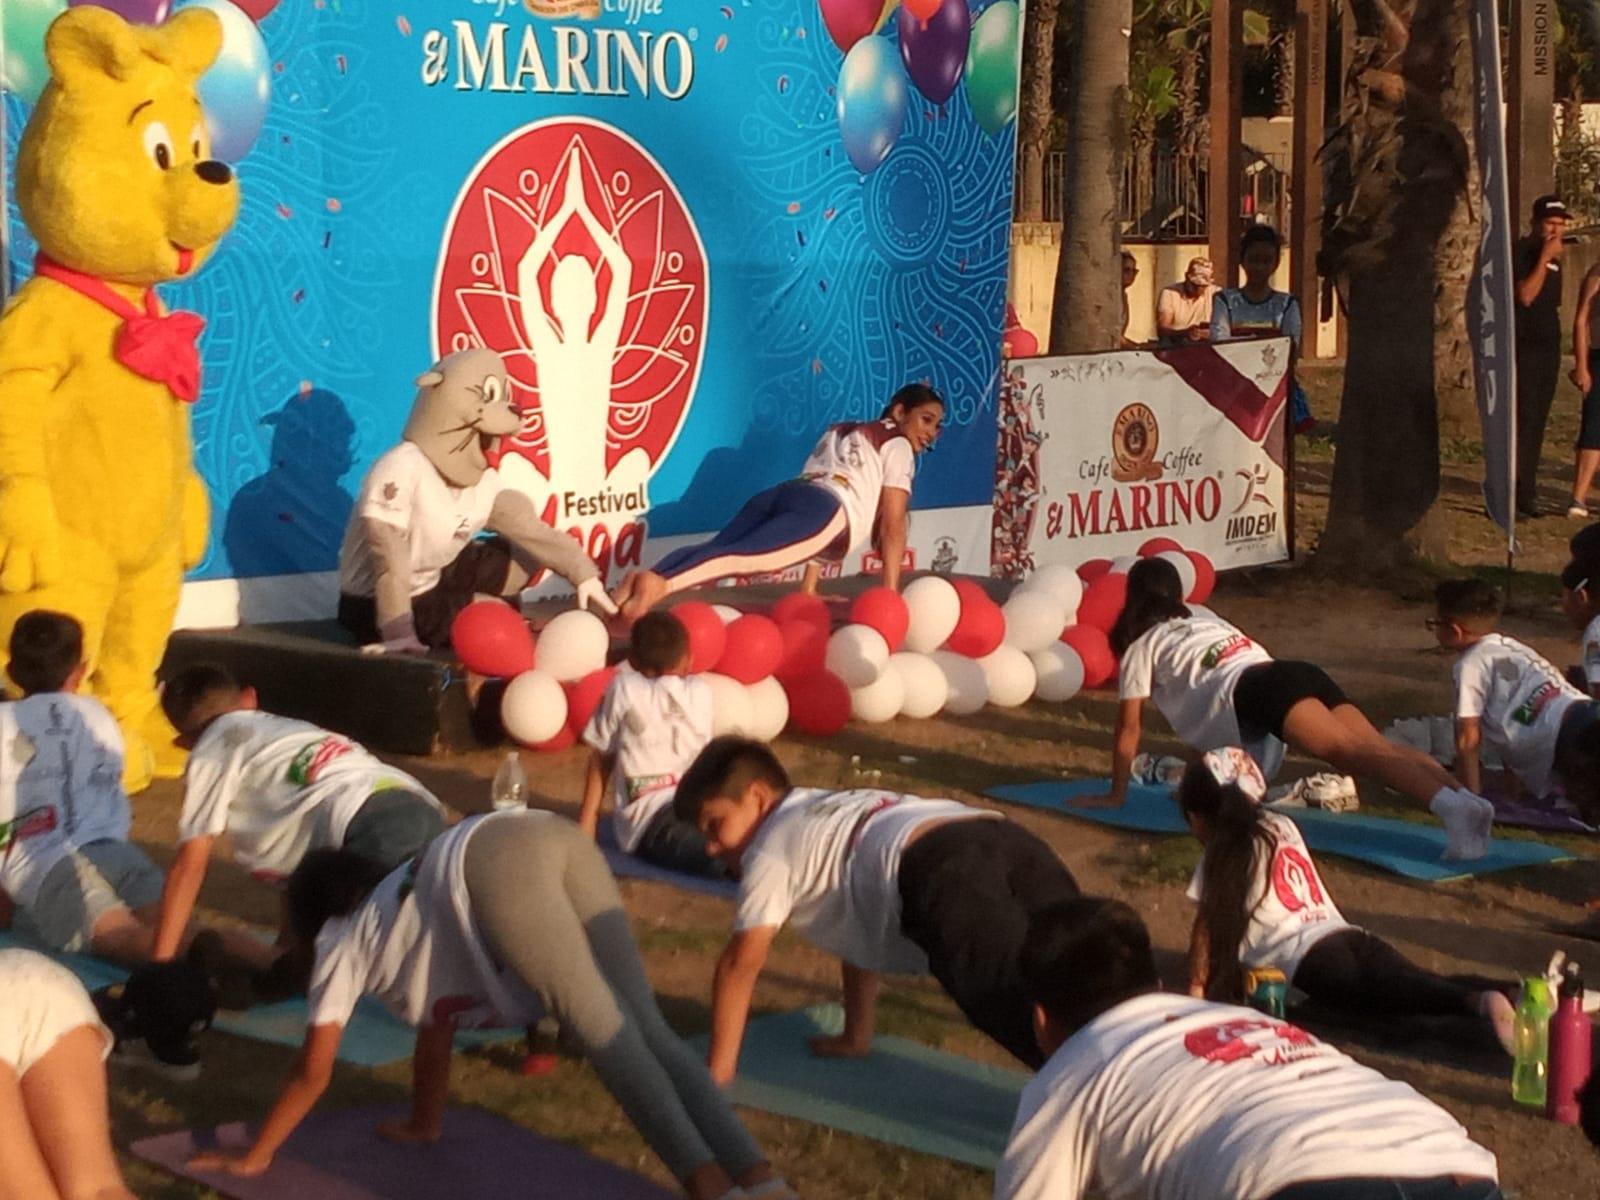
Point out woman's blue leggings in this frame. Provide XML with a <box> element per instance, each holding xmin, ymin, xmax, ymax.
<box><xmin>651</xmin><ymin>480</ymin><xmax>848</xmax><ymax>592</ymax></box>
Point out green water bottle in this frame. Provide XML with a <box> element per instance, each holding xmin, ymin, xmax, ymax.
<box><xmin>1512</xmin><ymin>976</ymin><xmax>1555</xmax><ymax>1106</ymax></box>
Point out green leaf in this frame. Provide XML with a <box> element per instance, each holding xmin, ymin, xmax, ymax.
<box><xmin>1242</xmin><ymin>9</ymin><xmax>1271</xmax><ymax>43</ymax></box>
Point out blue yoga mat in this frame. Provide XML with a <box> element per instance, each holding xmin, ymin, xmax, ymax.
<box><xmin>693</xmin><ymin>1005</ymin><xmax>1025</xmax><ymax>1170</ymax></box>
<box><xmin>985</xmin><ymin>779</ymin><xmax>1577</xmax><ymax>883</ymax></box>
<box><xmin>0</xmin><ymin>931</ymin><xmax>516</xmax><ymax>1067</ymax></box>
<box><xmin>598</xmin><ymin>826</ymin><xmax>737</xmax><ymax>900</ymax></box>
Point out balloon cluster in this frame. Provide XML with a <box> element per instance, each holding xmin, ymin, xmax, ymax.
<box><xmin>1</xmin><ymin>0</ymin><xmax>273</xmax><ymax>161</ymax></box>
<box><xmin>825</xmin><ymin>0</ymin><xmax>1021</xmax><ymax>175</ymax></box>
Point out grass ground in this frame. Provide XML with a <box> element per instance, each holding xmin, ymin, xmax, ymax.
<box><xmin>109</xmin><ymin>364</ymin><xmax>1600</xmax><ymax>1198</ymax></box>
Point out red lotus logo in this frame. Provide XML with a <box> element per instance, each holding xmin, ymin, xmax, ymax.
<box><xmin>433</xmin><ymin>117</ymin><xmax>708</xmax><ymax>580</ymax></box>
<box><xmin>1270</xmin><ymin>844</ymin><xmax>1324</xmax><ymax>913</ymax></box>
<box><xmin>1183</xmin><ymin>1017</ymin><xmax>1318</xmax><ymax>1065</ymax></box>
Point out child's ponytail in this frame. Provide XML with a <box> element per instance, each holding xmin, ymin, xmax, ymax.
<box><xmin>1110</xmin><ymin>557</ymin><xmax>1191</xmax><ymax>656</ymax></box>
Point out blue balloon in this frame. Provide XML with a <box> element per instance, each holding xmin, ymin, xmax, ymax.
<box><xmin>173</xmin><ymin>0</ymin><xmax>270</xmax><ymax>161</ymax></box>
<box><xmin>836</xmin><ymin>36</ymin><xmax>908</xmax><ymax>176</ymax></box>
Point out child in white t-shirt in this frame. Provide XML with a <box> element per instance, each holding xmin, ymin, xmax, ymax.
<box><xmin>1177</xmin><ymin>749</ymin><xmax>1514</xmax><ymax>1051</ymax></box>
<box><xmin>1560</xmin><ymin>556</ymin><xmax>1600</xmax><ymax>699</ymax></box>
<box><xmin>188</xmin><ymin>810</ymin><xmax>794</xmax><ymax>1200</ymax></box>
<box><xmin>1097</xmin><ymin>557</ymin><xmax>1494</xmax><ymax>861</ymax></box>
<box><xmin>613</xmin><ymin>384</ymin><xmax>944</xmax><ymax>617</ymax></box>
<box><xmin>579</xmin><ymin>611</ymin><xmax>721</xmax><ymax>877</ymax></box>
<box><xmin>1434</xmin><ymin>579</ymin><xmax>1600</xmax><ymax>821</ymax></box>
<box><xmin>152</xmin><ymin>663</ymin><xmax>447</xmax><ymax>997</ymax></box>
<box><xmin>995</xmin><ymin>898</ymin><xmax>1501</xmax><ymax>1200</ymax></box>
<box><xmin>673</xmin><ymin>737</ymin><xmax>1080</xmax><ymax>1079</ymax></box>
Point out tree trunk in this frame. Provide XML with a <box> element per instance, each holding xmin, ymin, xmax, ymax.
<box><xmin>1051</xmin><ymin>0</ymin><xmax>1131</xmax><ymax>353</ymax></box>
<box><xmin>1318</xmin><ymin>0</ymin><xmax>1476</xmax><ymax>567</ymax></box>
<box><xmin>1018</xmin><ymin>0</ymin><xmax>1061</xmax><ymax>223</ymax></box>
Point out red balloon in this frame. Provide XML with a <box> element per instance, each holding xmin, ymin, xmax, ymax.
<box><xmin>670</xmin><ymin>601</ymin><xmax>727</xmax><ymax>674</ymax></box>
<box><xmin>1077</xmin><ymin>558</ymin><xmax>1113</xmax><ymax>584</ymax></box>
<box><xmin>820</xmin><ymin>0</ymin><xmax>889</xmax><ymax>51</ymax></box>
<box><xmin>783</xmin><ymin>670</ymin><xmax>852</xmax><ymax>736</ymax></box>
<box><xmin>1059</xmin><ymin>625</ymin><xmax>1118</xmax><ymax>689</ymax></box>
<box><xmin>946</xmin><ymin>579</ymin><xmax>1005</xmax><ymax>658</ymax></box>
<box><xmin>226</xmin><ymin>0</ymin><xmax>279</xmax><ymax>20</ymax></box>
<box><xmin>775</xmin><ymin>619</ymin><xmax>828</xmax><ymax>681</ymax></box>
<box><xmin>1076</xmin><ymin>573</ymin><xmax>1129</xmax><ymax>635</ymax></box>
<box><xmin>1186</xmin><ymin>550</ymin><xmax>1217</xmax><ymax>604</ymax></box>
<box><xmin>450</xmin><ymin>601</ymin><xmax>534</xmax><ymax>678</ymax></box>
<box><xmin>529</xmin><ymin>722</ymin><xmax>577</xmax><ymax>753</ymax></box>
<box><xmin>1002</xmin><ymin>326</ymin><xmax>1039</xmax><ymax>359</ymax></box>
<box><xmin>1138</xmin><ymin>537</ymin><xmax>1183</xmax><ymax>557</ymax></box>
<box><xmin>565</xmin><ymin>666</ymin><xmax>618</xmax><ymax>735</ymax></box>
<box><xmin>849</xmin><ymin>586</ymin><xmax>910</xmax><ymax>652</ymax></box>
<box><xmin>715</xmin><ymin>615</ymin><xmax>784</xmax><ymax>684</ymax></box>
<box><xmin>771</xmin><ymin>592</ymin><xmax>832</xmax><ymax>631</ymax></box>
<box><xmin>903</xmin><ymin>0</ymin><xmax>940</xmax><ymax>20</ymax></box>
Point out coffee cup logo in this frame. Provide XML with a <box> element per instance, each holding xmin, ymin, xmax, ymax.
<box><xmin>1111</xmin><ymin>403</ymin><xmax>1164</xmax><ymax>482</ymax></box>
<box><xmin>524</xmin><ymin>0</ymin><xmax>600</xmax><ymax>18</ymax></box>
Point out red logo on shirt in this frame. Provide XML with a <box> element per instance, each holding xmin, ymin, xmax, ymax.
<box><xmin>1270</xmin><ymin>844</ymin><xmax>1324</xmax><ymax>913</ymax></box>
<box><xmin>1183</xmin><ymin>1017</ymin><xmax>1319</xmax><ymax>1065</ymax></box>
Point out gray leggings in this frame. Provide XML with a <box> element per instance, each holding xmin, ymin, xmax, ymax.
<box><xmin>463</xmin><ymin>815</ymin><xmax>764</xmax><ymax>1183</ymax></box>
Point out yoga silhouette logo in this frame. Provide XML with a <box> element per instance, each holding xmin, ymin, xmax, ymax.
<box><xmin>434</xmin><ymin>117</ymin><xmax>708</xmax><ymax>578</ymax></box>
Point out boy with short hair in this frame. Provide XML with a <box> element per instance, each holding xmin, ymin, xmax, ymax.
<box><xmin>1433</xmin><ymin>579</ymin><xmax>1595</xmax><ymax>809</ymax></box>
<box><xmin>578</xmin><ymin>611</ymin><xmax>721</xmax><ymax>877</ymax></box>
<box><xmin>673</xmin><ymin>736</ymin><xmax>1080</xmax><ymax>1081</ymax></box>
<box><xmin>152</xmin><ymin>663</ymin><xmax>448</xmax><ymax>974</ymax></box>
<box><xmin>995</xmin><ymin>898</ymin><xmax>1502</xmax><ymax>1200</ymax></box>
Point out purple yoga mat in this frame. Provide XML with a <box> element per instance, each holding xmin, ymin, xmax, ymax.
<box><xmin>1484</xmin><ymin>781</ymin><xmax>1597</xmax><ymax>836</ymax></box>
<box><xmin>131</xmin><ymin>1105</ymin><xmax>677</xmax><ymax>1199</ymax></box>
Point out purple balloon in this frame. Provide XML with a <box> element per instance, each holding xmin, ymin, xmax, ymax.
<box><xmin>68</xmin><ymin>0</ymin><xmax>171</xmax><ymax>23</ymax></box>
<box><xmin>897</xmin><ymin>0</ymin><xmax>970</xmax><ymax>105</ymax></box>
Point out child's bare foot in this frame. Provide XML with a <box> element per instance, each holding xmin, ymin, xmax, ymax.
<box><xmin>618</xmin><ymin>569</ymin><xmax>669</xmax><ymax>619</ymax></box>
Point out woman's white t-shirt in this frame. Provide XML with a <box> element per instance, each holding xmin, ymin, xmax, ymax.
<box><xmin>996</xmin><ymin>993</ymin><xmax>1497</xmax><ymax>1200</ymax></box>
<box><xmin>1120</xmin><ymin>616</ymin><xmax>1274</xmax><ymax>751</ymax></box>
<box><xmin>0</xmin><ymin>948</ymin><xmax>111</xmax><ymax>1076</ymax></box>
<box><xmin>339</xmin><ymin>440</ymin><xmax>506</xmax><ymax>598</ymax></box>
<box><xmin>799</xmin><ymin>420</ymin><xmax>916</xmax><ymax>553</ymax></box>
<box><xmin>581</xmin><ymin>668</ymin><xmax>714</xmax><ymax>853</ymax></box>
<box><xmin>734</xmin><ymin>788</ymin><xmax>998</xmax><ymax>975</ymax></box>
<box><xmin>1186</xmin><ymin>811</ymin><xmax>1348</xmax><ymax>978</ymax></box>
<box><xmin>306</xmin><ymin>811</ymin><xmax>544</xmax><ymax>1031</ymax></box>
<box><xmin>180</xmin><ymin>711</ymin><xmax>439</xmax><ymax>882</ymax></box>
<box><xmin>1453</xmin><ymin>633</ymin><xmax>1584</xmax><ymax>797</ymax></box>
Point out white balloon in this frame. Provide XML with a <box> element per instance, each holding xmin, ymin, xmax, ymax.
<box><xmin>534</xmin><ymin>610</ymin><xmax>609</xmax><ymax>683</ymax></box>
<box><xmin>746</xmin><ymin>676</ymin><xmax>789</xmax><ymax>741</ymax></box>
<box><xmin>930</xmin><ymin>650</ymin><xmax>989</xmax><ymax>715</ymax></box>
<box><xmin>1002</xmin><ymin>589</ymin><xmax>1068</xmax><ymax>653</ymax></box>
<box><xmin>1110</xmin><ymin>554</ymin><xmax>1140</xmax><ymax>575</ymax></box>
<box><xmin>501</xmin><ymin>670</ymin><xmax>568</xmax><ymax>745</ymax></box>
<box><xmin>902</xmin><ymin>576</ymin><xmax>961</xmax><ymax>654</ymax></box>
<box><xmin>826</xmin><ymin>624</ymin><xmax>889</xmax><ymax>688</ymax></box>
<box><xmin>1029</xmin><ymin>645</ymin><xmax>1086</xmax><ymax>703</ymax></box>
<box><xmin>704</xmin><ymin>673</ymin><xmax>750</xmax><ymax>736</ymax></box>
<box><xmin>978</xmin><ymin>644</ymin><xmax>1037</xmax><ymax>707</ymax></box>
<box><xmin>1022</xmin><ymin>563</ymin><xmax>1082</xmax><ymax>619</ymax></box>
<box><xmin>890</xmin><ymin>651</ymin><xmax>948</xmax><ymax>718</ymax></box>
<box><xmin>1155</xmin><ymin>550</ymin><xmax>1198</xmax><ymax>600</ymax></box>
<box><xmin>851</xmin><ymin>660</ymin><xmax>905</xmax><ymax>723</ymax></box>
<box><xmin>712</xmin><ymin>604</ymin><xmax>742</xmax><ymax>625</ymax></box>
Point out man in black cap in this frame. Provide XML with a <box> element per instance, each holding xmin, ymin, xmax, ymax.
<box><xmin>1514</xmin><ymin>194</ymin><xmax>1572</xmax><ymax>518</ymax></box>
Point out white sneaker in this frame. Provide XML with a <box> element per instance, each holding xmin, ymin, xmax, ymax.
<box><xmin>1431</xmin><ymin>789</ymin><xmax>1489</xmax><ymax>861</ymax></box>
<box><xmin>109</xmin><ymin>1036</ymin><xmax>201</xmax><ymax>1083</ymax></box>
<box><xmin>1570</xmin><ymin>503</ymin><xmax>1591</xmax><ymax>520</ymax></box>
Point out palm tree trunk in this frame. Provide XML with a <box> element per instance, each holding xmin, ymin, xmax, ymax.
<box><xmin>1018</xmin><ymin>0</ymin><xmax>1062</xmax><ymax>223</ymax></box>
<box><xmin>1051</xmin><ymin>0</ymin><xmax>1131</xmax><ymax>352</ymax></box>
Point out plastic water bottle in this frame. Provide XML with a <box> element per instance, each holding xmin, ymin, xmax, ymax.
<box><xmin>1547</xmin><ymin>962</ymin><xmax>1593</xmax><ymax>1125</ymax></box>
<box><xmin>1511</xmin><ymin>975</ymin><xmax>1554</xmax><ymax>1106</ymax></box>
<box><xmin>490</xmin><ymin>751</ymin><xmax>528</xmax><ymax>812</ymax></box>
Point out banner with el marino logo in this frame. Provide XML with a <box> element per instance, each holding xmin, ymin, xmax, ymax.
<box><xmin>2</xmin><ymin>0</ymin><xmax>1022</xmax><ymax>623</ymax></box>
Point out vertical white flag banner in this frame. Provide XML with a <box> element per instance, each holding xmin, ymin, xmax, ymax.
<box><xmin>1468</xmin><ymin>0</ymin><xmax>1518</xmax><ymax>543</ymax></box>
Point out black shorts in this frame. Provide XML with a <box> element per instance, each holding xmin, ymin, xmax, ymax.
<box><xmin>1232</xmin><ymin>660</ymin><xmax>1349</xmax><ymax>741</ymax></box>
<box><xmin>338</xmin><ymin>536</ymin><xmax>515</xmax><ymax>648</ymax></box>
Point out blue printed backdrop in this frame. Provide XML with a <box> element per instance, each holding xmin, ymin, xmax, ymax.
<box><xmin>3</xmin><ymin>0</ymin><xmax>1017</xmax><ymax>583</ymax></box>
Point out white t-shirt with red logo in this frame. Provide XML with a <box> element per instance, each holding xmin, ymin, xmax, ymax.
<box><xmin>994</xmin><ymin>993</ymin><xmax>1498</xmax><ymax>1200</ymax></box>
<box><xmin>1453</xmin><ymin>633</ymin><xmax>1585</xmax><ymax>797</ymax></box>
<box><xmin>1119</xmin><ymin>616</ymin><xmax>1275</xmax><ymax>751</ymax></box>
<box><xmin>734</xmin><ymin>788</ymin><xmax>997</xmax><ymax>975</ymax></box>
<box><xmin>1580</xmin><ymin>615</ymin><xmax>1600</xmax><ymax>693</ymax></box>
<box><xmin>1186</xmin><ymin>811</ymin><xmax>1348</xmax><ymax>977</ymax></box>
<box><xmin>180</xmin><ymin>711</ymin><xmax>439</xmax><ymax>882</ymax></box>
<box><xmin>306</xmin><ymin>811</ymin><xmax>544</xmax><ymax>1031</ymax></box>
<box><xmin>799</xmin><ymin>420</ymin><xmax>916</xmax><ymax>553</ymax></box>
<box><xmin>339</xmin><ymin>440</ymin><xmax>506</xmax><ymax>598</ymax></box>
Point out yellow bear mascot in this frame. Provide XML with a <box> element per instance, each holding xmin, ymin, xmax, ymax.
<box><xmin>0</xmin><ymin>5</ymin><xmax>237</xmax><ymax>791</ymax></box>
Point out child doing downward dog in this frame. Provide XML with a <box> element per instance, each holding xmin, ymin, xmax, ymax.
<box><xmin>613</xmin><ymin>385</ymin><xmax>944</xmax><ymax>617</ymax></box>
<box><xmin>1098</xmin><ymin>557</ymin><xmax>1495</xmax><ymax>860</ymax></box>
<box><xmin>189</xmin><ymin>809</ymin><xmax>791</xmax><ymax>1200</ymax></box>
<box><xmin>1178</xmin><ymin>750</ymin><xmax>1515</xmax><ymax>1051</ymax></box>
<box><xmin>675</xmin><ymin>737</ymin><xmax>1079</xmax><ymax>1076</ymax></box>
